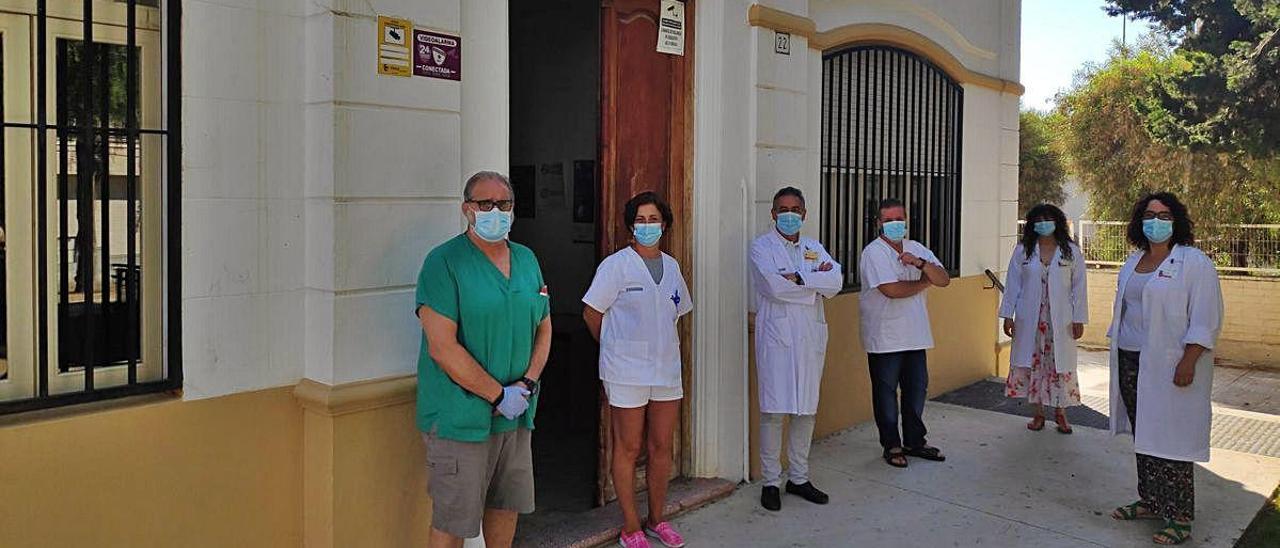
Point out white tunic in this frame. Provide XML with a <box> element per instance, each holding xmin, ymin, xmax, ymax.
<box><xmin>998</xmin><ymin>242</ymin><xmax>1088</xmax><ymax>372</ymax></box>
<box><xmin>858</xmin><ymin>238</ymin><xmax>940</xmax><ymax>354</ymax></box>
<box><xmin>583</xmin><ymin>247</ymin><xmax>693</xmax><ymax>388</ymax></box>
<box><xmin>1107</xmin><ymin>245</ymin><xmax>1223</xmax><ymax>462</ymax></box>
<box><xmin>750</xmin><ymin>231</ymin><xmax>844</xmax><ymax>415</ymax></box>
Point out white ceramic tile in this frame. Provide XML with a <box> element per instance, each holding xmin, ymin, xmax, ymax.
<box><xmin>998</xmin><ymin>200</ymin><xmax>1021</xmax><ymax>238</ymax></box>
<box><xmin>303</xmin><ymin>103</ymin><xmax>336</xmax><ymax>199</ymax></box>
<box><xmin>183</xmin><ymin>199</ymin><xmax>263</xmax><ymax>299</ymax></box>
<box><xmin>182</xmin><ymin>97</ymin><xmax>261</xmax><ymax>199</ymax></box>
<box><xmin>755</xmin><ymin>27</ymin><xmax>808</xmax><ymax>93</ymax></box>
<box><xmin>304</xmin><ymin>199</ymin><xmax>337</xmax><ymax>291</ymax></box>
<box><xmin>754</xmin><ymin>147</ymin><xmax>810</xmax><ymax>202</ymax></box>
<box><xmin>302</xmin><ymin>288</ymin><xmax>336</xmax><ymax>383</ymax></box>
<box><xmin>960</xmin><ymin>234</ymin><xmax>999</xmax><ymax>277</ymax></box>
<box><xmin>304</xmin><ymin>12</ymin><xmax>336</xmax><ymax>104</ymax></box>
<box><xmin>261</xmin><ymin>102</ymin><xmax>307</xmax><ymax>199</ymax></box>
<box><xmin>183</xmin><ymin>1</ymin><xmax>262</xmax><ymax>102</ymax></box>
<box><xmin>329</xmin><ymin>0</ymin><xmax>460</xmax><ymax>31</ymax></box>
<box><xmin>265</xmin><ymin>199</ymin><xmax>305</xmax><ymax>293</ymax></box>
<box><xmin>999</xmin><ymin>127</ymin><xmax>1018</xmax><ymax>166</ymax></box>
<box><xmin>756</xmin><ymin>88</ymin><xmax>809</xmax><ymax>149</ymax></box>
<box><xmin>333</xmin><ymin>15</ymin><xmax>461</xmax><ymax>112</ymax></box>
<box><xmin>333</xmin><ymin>288</ymin><xmax>420</xmax><ymax>383</ymax></box>
<box><xmin>335</xmin><ymin>105</ymin><xmax>462</xmax><ymax>198</ymax></box>
<box><xmin>999</xmin><ymin>164</ymin><xmax>1018</xmax><ymax>202</ymax></box>
<box><xmin>181</xmin><ymin>293</ymin><xmax>269</xmax><ymax>399</ymax></box>
<box><xmin>261</xmin><ymin>11</ymin><xmax>306</xmax><ymax>104</ymax></box>
<box><xmin>333</xmin><ymin>200</ymin><xmax>459</xmax><ymax>291</ymax></box>
<box><xmin>265</xmin><ymin>289</ymin><xmax>307</xmax><ymax>382</ymax></box>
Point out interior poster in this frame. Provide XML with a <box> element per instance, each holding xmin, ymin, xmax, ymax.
<box><xmin>537</xmin><ymin>163</ymin><xmax>566</xmax><ymax>218</ymax></box>
<box><xmin>656</xmin><ymin>0</ymin><xmax>685</xmax><ymax>56</ymax></box>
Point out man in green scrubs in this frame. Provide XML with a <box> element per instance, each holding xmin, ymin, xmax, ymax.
<box><xmin>416</xmin><ymin>171</ymin><xmax>552</xmax><ymax>548</ymax></box>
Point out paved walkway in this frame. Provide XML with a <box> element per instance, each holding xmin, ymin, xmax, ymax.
<box><xmin>671</xmin><ymin>351</ymin><xmax>1280</xmax><ymax>547</ymax></box>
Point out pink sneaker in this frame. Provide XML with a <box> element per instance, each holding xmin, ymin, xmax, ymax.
<box><xmin>643</xmin><ymin>521</ymin><xmax>686</xmax><ymax>548</ymax></box>
<box><xmin>618</xmin><ymin>529</ymin><xmax>651</xmax><ymax>548</ymax></box>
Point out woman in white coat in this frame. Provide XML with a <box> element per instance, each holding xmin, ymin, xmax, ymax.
<box><xmin>583</xmin><ymin>191</ymin><xmax>692</xmax><ymax>548</ymax></box>
<box><xmin>1000</xmin><ymin>204</ymin><xmax>1087</xmax><ymax>434</ymax></box>
<box><xmin>1107</xmin><ymin>193</ymin><xmax>1222</xmax><ymax>546</ymax></box>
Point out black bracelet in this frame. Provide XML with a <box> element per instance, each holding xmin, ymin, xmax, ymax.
<box><xmin>491</xmin><ymin>389</ymin><xmax>505</xmax><ymax>408</ymax></box>
<box><xmin>520</xmin><ymin>377</ymin><xmax>541</xmax><ymax>396</ymax></box>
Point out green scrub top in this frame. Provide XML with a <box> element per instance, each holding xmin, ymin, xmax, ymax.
<box><xmin>415</xmin><ymin>234</ymin><xmax>549</xmax><ymax>442</ymax></box>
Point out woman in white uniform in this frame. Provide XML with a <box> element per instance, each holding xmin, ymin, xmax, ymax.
<box><xmin>1000</xmin><ymin>204</ymin><xmax>1087</xmax><ymax>434</ymax></box>
<box><xmin>1107</xmin><ymin>193</ymin><xmax>1222</xmax><ymax>546</ymax></box>
<box><xmin>583</xmin><ymin>192</ymin><xmax>692</xmax><ymax>548</ymax></box>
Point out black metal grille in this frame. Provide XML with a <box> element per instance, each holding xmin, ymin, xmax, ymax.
<box><xmin>0</xmin><ymin>0</ymin><xmax>181</xmax><ymax>413</ymax></box>
<box><xmin>820</xmin><ymin>46</ymin><xmax>963</xmax><ymax>291</ymax></box>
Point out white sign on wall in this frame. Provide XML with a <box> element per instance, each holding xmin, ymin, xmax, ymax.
<box><xmin>656</xmin><ymin>0</ymin><xmax>685</xmax><ymax>56</ymax></box>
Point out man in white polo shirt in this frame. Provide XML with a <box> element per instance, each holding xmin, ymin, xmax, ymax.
<box><xmin>858</xmin><ymin>198</ymin><xmax>950</xmax><ymax>469</ymax></box>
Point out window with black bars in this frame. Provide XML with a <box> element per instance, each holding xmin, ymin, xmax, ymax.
<box><xmin>820</xmin><ymin>45</ymin><xmax>963</xmax><ymax>292</ymax></box>
<box><xmin>0</xmin><ymin>0</ymin><xmax>181</xmax><ymax>413</ymax></box>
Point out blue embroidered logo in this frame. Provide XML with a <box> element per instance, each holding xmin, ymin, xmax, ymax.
<box><xmin>670</xmin><ymin>290</ymin><xmax>681</xmax><ymax>308</ymax></box>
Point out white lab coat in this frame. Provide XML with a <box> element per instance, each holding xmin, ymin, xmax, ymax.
<box><xmin>583</xmin><ymin>247</ymin><xmax>693</xmax><ymax>388</ymax></box>
<box><xmin>998</xmin><ymin>242</ymin><xmax>1088</xmax><ymax>372</ymax></box>
<box><xmin>1107</xmin><ymin>245</ymin><xmax>1223</xmax><ymax>462</ymax></box>
<box><xmin>750</xmin><ymin>231</ymin><xmax>843</xmax><ymax>415</ymax></box>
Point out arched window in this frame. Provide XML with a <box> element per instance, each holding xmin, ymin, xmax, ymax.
<box><xmin>821</xmin><ymin>45</ymin><xmax>963</xmax><ymax>291</ymax></box>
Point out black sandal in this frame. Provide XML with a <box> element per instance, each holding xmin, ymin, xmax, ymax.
<box><xmin>904</xmin><ymin>446</ymin><xmax>946</xmax><ymax>462</ymax></box>
<box><xmin>883</xmin><ymin>447</ymin><xmax>908</xmax><ymax>468</ymax></box>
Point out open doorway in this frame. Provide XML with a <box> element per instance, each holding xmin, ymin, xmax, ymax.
<box><xmin>509</xmin><ymin>0</ymin><xmax>603</xmax><ymax>533</ymax></box>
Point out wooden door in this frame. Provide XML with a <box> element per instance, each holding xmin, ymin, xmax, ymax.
<box><xmin>597</xmin><ymin>0</ymin><xmax>693</xmax><ymax>505</ymax></box>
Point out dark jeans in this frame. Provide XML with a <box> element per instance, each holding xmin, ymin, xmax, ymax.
<box><xmin>867</xmin><ymin>350</ymin><xmax>929</xmax><ymax>451</ymax></box>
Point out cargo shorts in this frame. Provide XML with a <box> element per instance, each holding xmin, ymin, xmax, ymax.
<box><xmin>422</xmin><ymin>428</ymin><xmax>535</xmax><ymax>538</ymax></box>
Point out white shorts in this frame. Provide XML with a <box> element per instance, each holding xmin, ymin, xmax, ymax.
<box><xmin>602</xmin><ymin>381</ymin><xmax>683</xmax><ymax>409</ymax></box>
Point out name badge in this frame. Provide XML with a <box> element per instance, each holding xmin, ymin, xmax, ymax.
<box><xmin>1158</xmin><ymin>258</ymin><xmax>1180</xmax><ymax>279</ymax></box>
<box><xmin>625</xmin><ymin>286</ymin><xmax>645</xmax><ymax>292</ymax></box>
<box><xmin>803</xmin><ymin>249</ymin><xmax>819</xmax><ymax>261</ymax></box>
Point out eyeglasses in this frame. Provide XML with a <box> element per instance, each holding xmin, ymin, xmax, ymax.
<box><xmin>1141</xmin><ymin>211</ymin><xmax>1174</xmax><ymax>221</ymax></box>
<box><xmin>467</xmin><ymin>199</ymin><xmax>515</xmax><ymax>212</ymax></box>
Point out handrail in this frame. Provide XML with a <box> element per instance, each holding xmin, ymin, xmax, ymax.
<box><xmin>983</xmin><ymin>269</ymin><xmax>1004</xmax><ymax>292</ymax></box>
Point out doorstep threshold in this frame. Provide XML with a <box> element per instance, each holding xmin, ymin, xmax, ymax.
<box><xmin>515</xmin><ymin>477</ymin><xmax>737</xmax><ymax>548</ymax></box>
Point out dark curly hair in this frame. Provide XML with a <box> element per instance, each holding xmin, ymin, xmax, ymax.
<box><xmin>1020</xmin><ymin>203</ymin><xmax>1074</xmax><ymax>260</ymax></box>
<box><xmin>624</xmin><ymin>191</ymin><xmax>674</xmax><ymax>231</ymax></box>
<box><xmin>1127</xmin><ymin>192</ymin><xmax>1195</xmax><ymax>250</ymax></box>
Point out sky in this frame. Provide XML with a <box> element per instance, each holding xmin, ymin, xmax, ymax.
<box><xmin>1020</xmin><ymin>0</ymin><xmax>1158</xmax><ymax>112</ymax></box>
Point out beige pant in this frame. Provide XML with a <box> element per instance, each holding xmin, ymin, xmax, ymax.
<box><xmin>423</xmin><ymin>428</ymin><xmax>534</xmax><ymax>538</ymax></box>
<box><xmin>759</xmin><ymin>413</ymin><xmax>816</xmax><ymax>488</ymax></box>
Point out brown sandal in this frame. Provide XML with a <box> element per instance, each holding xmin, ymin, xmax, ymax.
<box><xmin>1027</xmin><ymin>414</ymin><xmax>1045</xmax><ymax>431</ymax></box>
<box><xmin>1055</xmin><ymin>410</ymin><xmax>1073</xmax><ymax>434</ymax></box>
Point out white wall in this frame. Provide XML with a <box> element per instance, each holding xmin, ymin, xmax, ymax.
<box><xmin>182</xmin><ymin>0</ymin><xmax>469</xmax><ymax>397</ymax></box>
<box><xmin>181</xmin><ymin>0</ymin><xmax>310</xmax><ymax>398</ymax></box>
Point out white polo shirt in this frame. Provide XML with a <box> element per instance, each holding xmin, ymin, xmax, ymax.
<box><xmin>858</xmin><ymin>238</ymin><xmax>940</xmax><ymax>354</ymax></box>
<box><xmin>583</xmin><ymin>247</ymin><xmax>693</xmax><ymax>388</ymax></box>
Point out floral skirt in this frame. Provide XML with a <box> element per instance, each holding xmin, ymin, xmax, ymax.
<box><xmin>1005</xmin><ymin>269</ymin><xmax>1081</xmax><ymax>407</ymax></box>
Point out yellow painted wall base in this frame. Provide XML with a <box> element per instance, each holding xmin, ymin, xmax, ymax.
<box><xmin>0</xmin><ymin>387</ymin><xmax>304</xmax><ymax>547</ymax></box>
<box><xmin>749</xmin><ymin>275</ymin><xmax>999</xmax><ymax>479</ymax></box>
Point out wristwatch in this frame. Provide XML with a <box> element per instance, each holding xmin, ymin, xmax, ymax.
<box><xmin>519</xmin><ymin>376</ymin><xmax>541</xmax><ymax>397</ymax></box>
<box><xmin>914</xmin><ymin>258</ymin><xmax>926</xmax><ymax>269</ymax></box>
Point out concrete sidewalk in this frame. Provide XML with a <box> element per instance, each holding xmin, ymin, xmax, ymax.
<box><xmin>670</xmin><ymin>403</ymin><xmax>1280</xmax><ymax>547</ymax></box>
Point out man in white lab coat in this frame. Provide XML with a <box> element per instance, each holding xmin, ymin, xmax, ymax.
<box><xmin>750</xmin><ymin>187</ymin><xmax>843</xmax><ymax>511</ymax></box>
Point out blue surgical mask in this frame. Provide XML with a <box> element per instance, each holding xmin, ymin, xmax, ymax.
<box><xmin>882</xmin><ymin>220</ymin><xmax>907</xmax><ymax>242</ymax></box>
<box><xmin>473</xmin><ymin>209</ymin><xmax>513</xmax><ymax>242</ymax></box>
<box><xmin>1033</xmin><ymin>220</ymin><xmax>1056</xmax><ymax>237</ymax></box>
<box><xmin>1143</xmin><ymin>218</ymin><xmax>1173</xmax><ymax>244</ymax></box>
<box><xmin>633</xmin><ymin>223</ymin><xmax>663</xmax><ymax>247</ymax></box>
<box><xmin>776</xmin><ymin>212</ymin><xmax>803</xmax><ymax>236</ymax></box>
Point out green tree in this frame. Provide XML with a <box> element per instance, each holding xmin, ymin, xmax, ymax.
<box><xmin>1105</xmin><ymin>0</ymin><xmax>1280</xmax><ymax>155</ymax></box>
<box><xmin>1056</xmin><ymin>42</ymin><xmax>1280</xmax><ymax>224</ymax></box>
<box><xmin>1018</xmin><ymin>110</ymin><xmax>1067</xmax><ymax>216</ymax></box>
